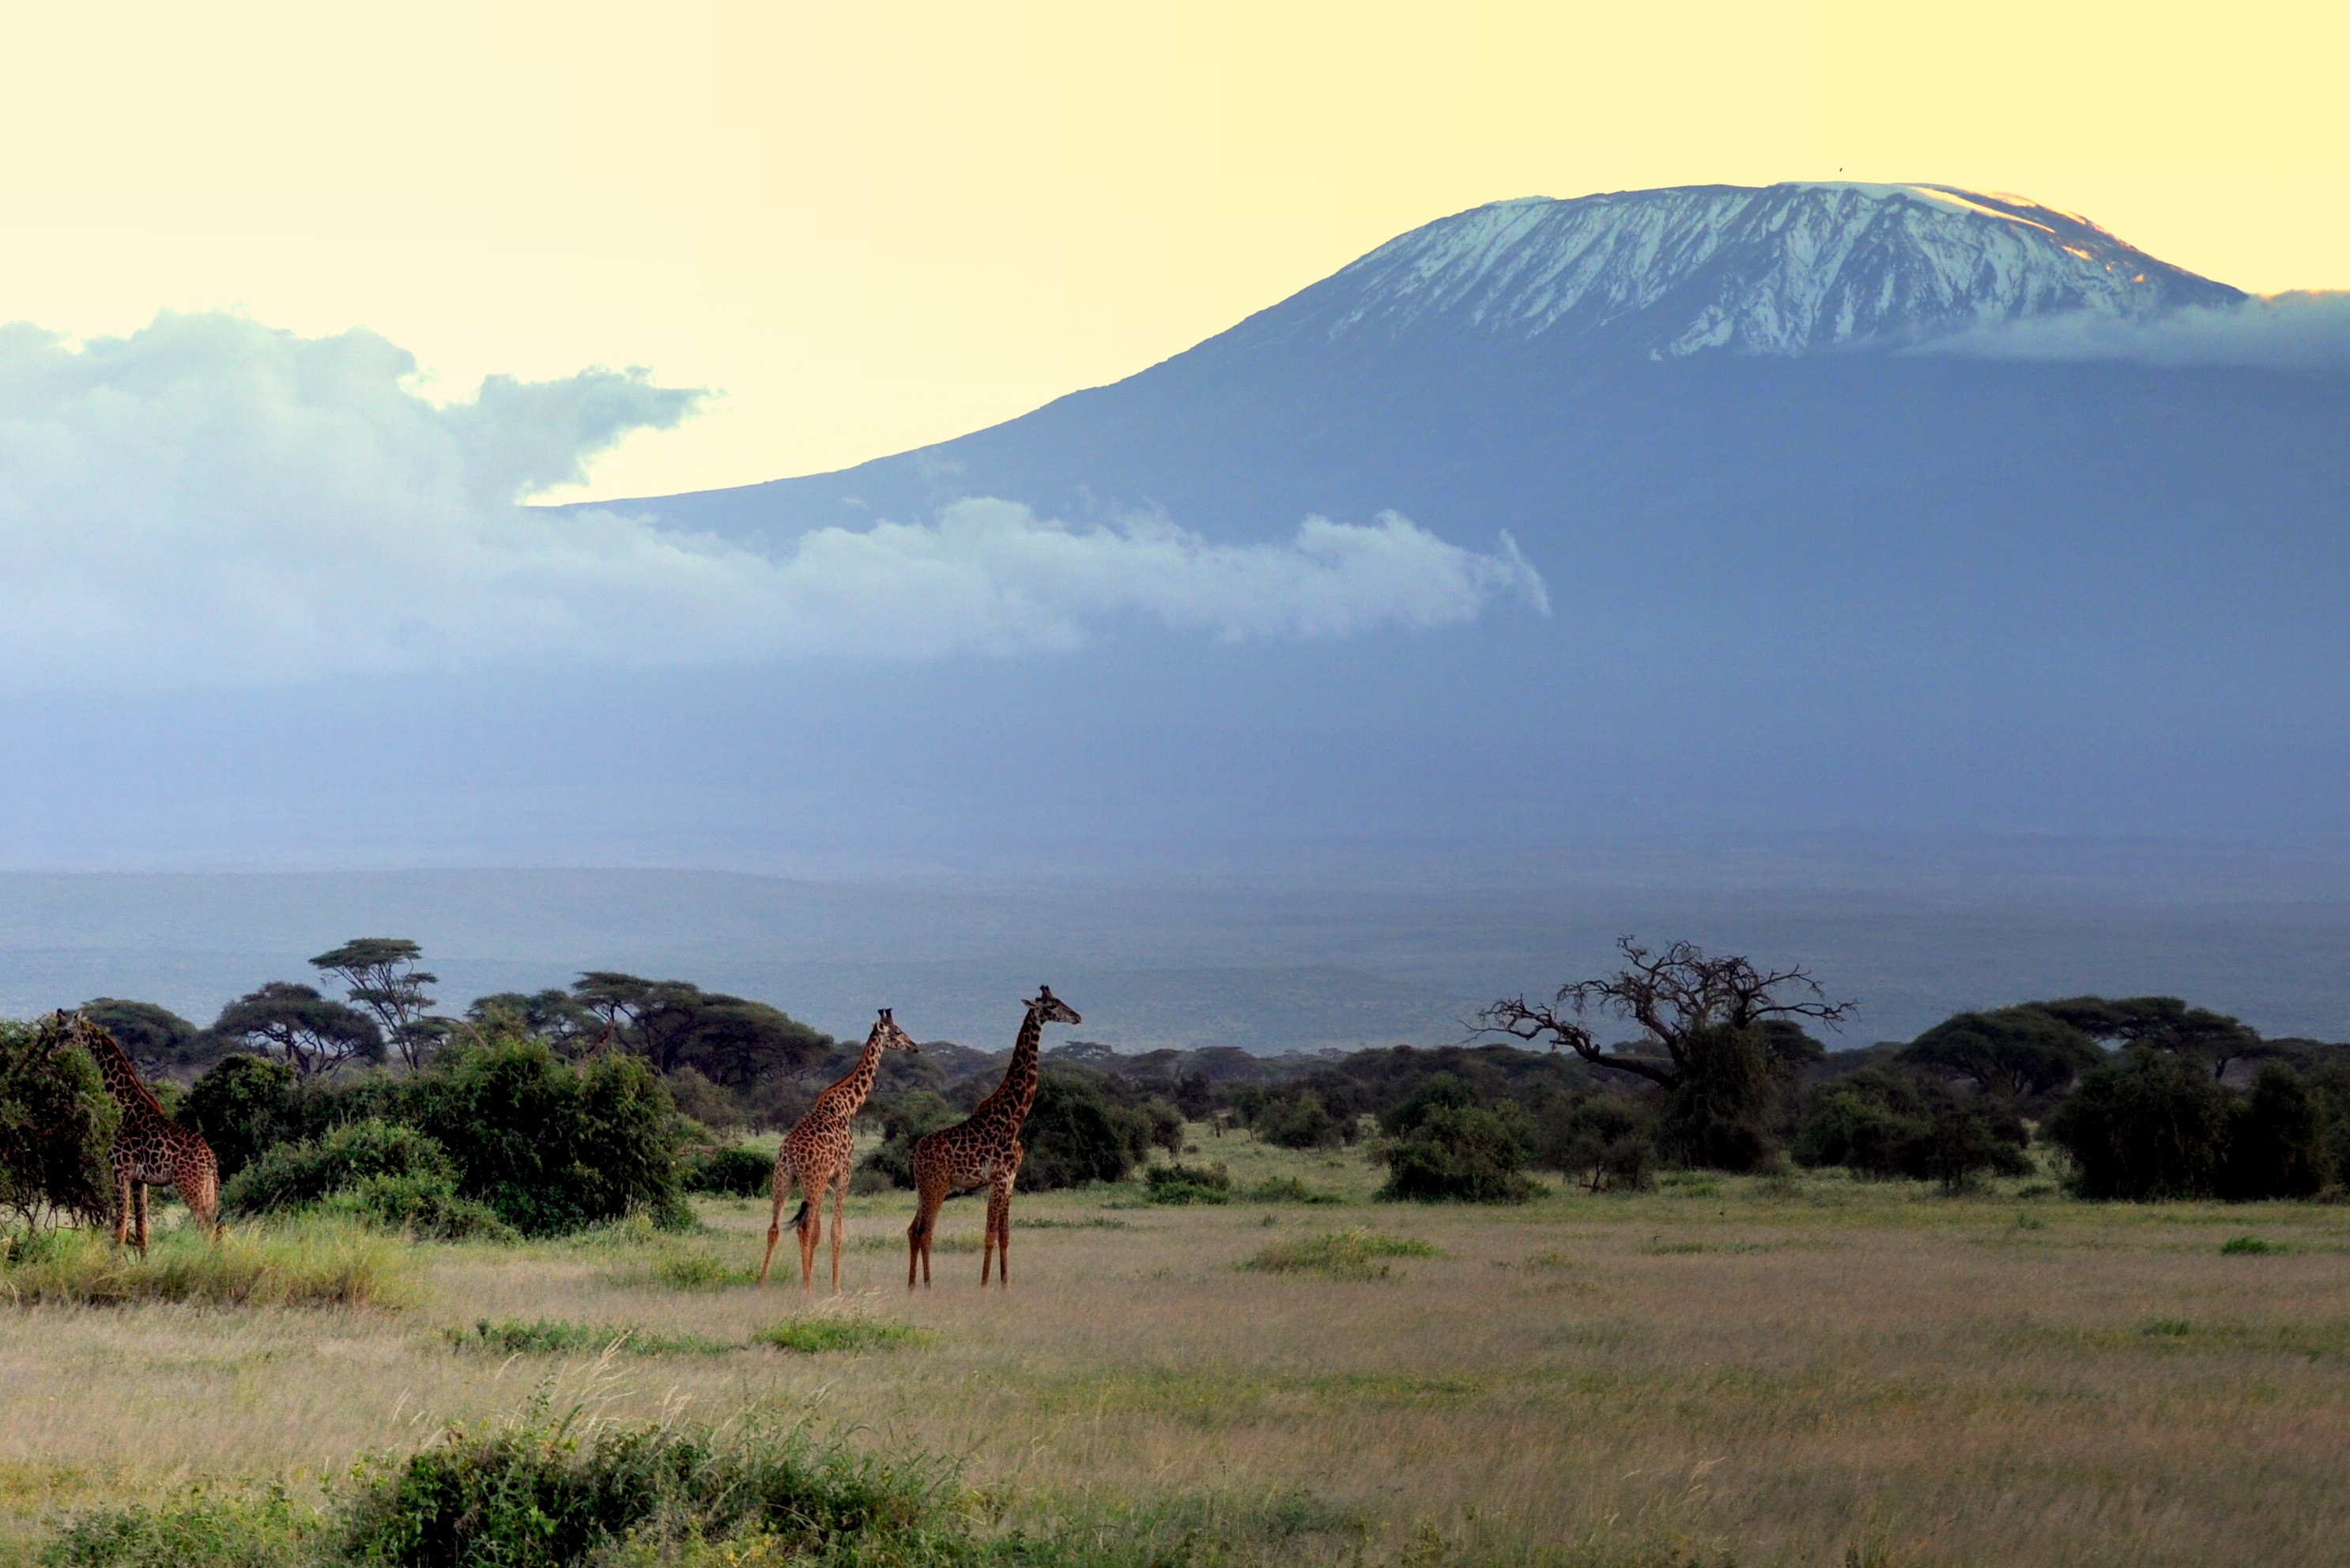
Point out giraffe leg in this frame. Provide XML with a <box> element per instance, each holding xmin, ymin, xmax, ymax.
<box><xmin>757</xmin><ymin>1162</ymin><xmax>792</xmax><ymax>1285</ymax></box>
<box><xmin>798</xmin><ymin>1170</ymin><xmax>823</xmax><ymax>1291</ymax></box>
<box><xmin>134</xmin><ymin>1182</ymin><xmax>150</xmax><ymax>1255</ymax></box>
<box><xmin>907</xmin><ymin>1182</ymin><xmax>942</xmax><ymax>1290</ymax></box>
<box><xmin>829</xmin><ymin>1174</ymin><xmax>847</xmax><ymax>1293</ymax></box>
<box><xmin>984</xmin><ymin>1178</ymin><xmax>1015</xmax><ymax>1287</ymax></box>
<box><xmin>112</xmin><ymin>1168</ymin><xmax>130</xmax><ymax>1248</ymax></box>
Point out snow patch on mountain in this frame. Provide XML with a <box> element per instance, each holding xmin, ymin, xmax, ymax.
<box><xmin>1288</xmin><ymin>183</ymin><xmax>2242</xmax><ymax>358</ymax></box>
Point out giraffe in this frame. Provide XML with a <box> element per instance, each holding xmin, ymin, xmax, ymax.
<box><xmin>56</xmin><ymin>1011</ymin><xmax>220</xmax><ymax>1252</ymax></box>
<box><xmin>907</xmin><ymin>986</ymin><xmax>1081</xmax><ymax>1289</ymax></box>
<box><xmin>756</xmin><ymin>1008</ymin><xmax>919</xmax><ymax>1291</ymax></box>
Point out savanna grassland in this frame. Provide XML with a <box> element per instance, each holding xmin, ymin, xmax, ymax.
<box><xmin>3</xmin><ymin>1129</ymin><xmax>2347</xmax><ymax>1567</ymax></box>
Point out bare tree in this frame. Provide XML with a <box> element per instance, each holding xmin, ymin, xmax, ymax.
<box><xmin>1480</xmin><ymin>936</ymin><xmax>1854</xmax><ymax>1090</ymax></box>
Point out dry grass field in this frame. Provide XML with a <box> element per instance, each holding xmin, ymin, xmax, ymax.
<box><xmin>4</xmin><ymin>1129</ymin><xmax>2348</xmax><ymax>1566</ymax></box>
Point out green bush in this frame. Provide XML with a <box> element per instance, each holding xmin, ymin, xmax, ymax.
<box><xmin>0</xmin><ymin>1018</ymin><xmax>119</xmax><ymax>1231</ymax></box>
<box><xmin>1244</xmin><ymin>1175</ymin><xmax>1345</xmax><ymax>1204</ymax></box>
<box><xmin>681</xmin><ymin>1145</ymin><xmax>774</xmax><ymax>1197</ymax></box>
<box><xmin>1016</xmin><ymin>1068</ymin><xmax>1157</xmax><ymax>1191</ymax></box>
<box><xmin>402</xmin><ymin>1036</ymin><xmax>690</xmax><ymax>1235</ymax></box>
<box><xmin>1379</xmin><ymin>1072</ymin><xmax>1478</xmax><ymax>1136</ymax></box>
<box><xmin>855</xmin><ymin>1090</ymin><xmax>958</xmax><ymax>1189</ymax></box>
<box><xmin>1145</xmin><ymin>1161</ymin><xmax>1232</xmax><ymax>1204</ymax></box>
<box><xmin>222</xmin><ymin>1119</ymin><xmax>454</xmax><ymax>1216</ymax></box>
<box><xmin>1257</xmin><ymin>1088</ymin><xmax>1345</xmax><ymax>1149</ymax></box>
<box><xmin>2047</xmin><ymin>1048</ymin><xmax>2232</xmax><ymax>1200</ymax></box>
<box><xmin>1654</xmin><ymin>1023</ymin><xmax>1794</xmax><ymax>1173</ymax></box>
<box><xmin>1378</xmin><ymin>1103</ymin><xmax>1541</xmax><ymax>1203</ymax></box>
<box><xmin>1795</xmin><ymin>1069</ymin><xmax>2031</xmax><ymax>1191</ymax></box>
<box><xmin>2223</xmin><ymin>1063</ymin><xmax>2333</xmax><ymax>1200</ymax></box>
<box><xmin>321</xmin><ymin>1176</ymin><xmax>517</xmax><ymax>1242</ymax></box>
<box><xmin>338</xmin><ymin>1405</ymin><xmax>944</xmax><ymax>1566</ymax></box>
<box><xmin>1531</xmin><ymin>1090</ymin><xmax>1655</xmax><ymax>1193</ymax></box>
<box><xmin>179</xmin><ymin>1054</ymin><xmax>296</xmax><ymax>1182</ymax></box>
<box><xmin>40</xmin><ymin>1484</ymin><xmax>323</xmax><ymax>1567</ymax></box>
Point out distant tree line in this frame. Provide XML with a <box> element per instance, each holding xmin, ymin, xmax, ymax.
<box><xmin>18</xmin><ymin>931</ymin><xmax>2350</xmax><ymax>1234</ymax></box>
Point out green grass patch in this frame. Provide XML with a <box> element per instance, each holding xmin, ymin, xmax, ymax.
<box><xmin>1244</xmin><ymin>1175</ymin><xmax>1346</xmax><ymax>1204</ymax></box>
<box><xmin>753</xmin><ymin>1318</ymin><xmax>926</xmax><ymax>1354</ymax></box>
<box><xmin>1238</xmin><ymin>1227</ymin><xmax>1438</xmax><ymax>1280</ymax></box>
<box><xmin>0</xmin><ymin>1218</ymin><xmax>412</xmax><ymax>1309</ymax></box>
<box><xmin>854</xmin><ymin>1231</ymin><xmax>978</xmax><ymax>1253</ymax></box>
<box><xmin>39</xmin><ymin>1483</ymin><xmax>326</xmax><ymax>1567</ymax></box>
<box><xmin>641</xmin><ymin>1252</ymin><xmax>757</xmax><ymax>1289</ymax></box>
<box><xmin>36</xmin><ymin>1398</ymin><xmax>1369</xmax><ymax>1566</ymax></box>
<box><xmin>2222</xmin><ymin>1234</ymin><xmax>2285</xmax><ymax>1255</ymax></box>
<box><xmin>444</xmin><ymin>1317</ymin><xmax>736</xmax><ymax>1357</ymax></box>
<box><xmin>1145</xmin><ymin>1162</ymin><xmax>1231</xmax><ymax>1205</ymax></box>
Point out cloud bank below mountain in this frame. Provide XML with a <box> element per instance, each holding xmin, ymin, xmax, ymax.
<box><xmin>0</xmin><ymin>311</ymin><xmax>1545</xmax><ymax>688</ymax></box>
<box><xmin>1922</xmin><ymin>292</ymin><xmax>2350</xmax><ymax>370</ymax></box>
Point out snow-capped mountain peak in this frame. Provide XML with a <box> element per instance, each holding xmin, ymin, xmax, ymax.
<box><xmin>1266</xmin><ymin>182</ymin><xmax>2242</xmax><ymax>358</ymax></box>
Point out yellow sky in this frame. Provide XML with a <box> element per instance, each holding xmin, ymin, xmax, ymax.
<box><xmin>1</xmin><ymin>1</ymin><xmax>2339</xmax><ymax>500</ymax></box>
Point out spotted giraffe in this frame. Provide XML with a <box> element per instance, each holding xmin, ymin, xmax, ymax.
<box><xmin>907</xmin><ymin>986</ymin><xmax>1081</xmax><ymax>1289</ymax></box>
<box><xmin>757</xmin><ymin>1009</ymin><xmax>919</xmax><ymax>1291</ymax></box>
<box><xmin>57</xmin><ymin>1011</ymin><xmax>220</xmax><ymax>1251</ymax></box>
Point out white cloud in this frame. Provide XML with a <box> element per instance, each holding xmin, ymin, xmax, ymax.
<box><xmin>1921</xmin><ymin>292</ymin><xmax>2350</xmax><ymax>370</ymax></box>
<box><xmin>0</xmin><ymin>311</ymin><xmax>1547</xmax><ymax>688</ymax></box>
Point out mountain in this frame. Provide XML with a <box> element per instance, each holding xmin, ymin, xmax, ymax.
<box><xmin>7</xmin><ymin>184</ymin><xmax>2337</xmax><ymax>878</ymax></box>
<box><xmin>579</xmin><ymin>182</ymin><xmax>2347</xmax><ymax>850</ymax></box>
<box><xmin>1214</xmin><ymin>183</ymin><xmax>2242</xmax><ymax>359</ymax></box>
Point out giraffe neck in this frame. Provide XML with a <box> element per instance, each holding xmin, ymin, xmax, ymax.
<box><xmin>975</xmin><ymin>1005</ymin><xmax>1045</xmax><ymax>1130</ymax></box>
<box><xmin>818</xmin><ymin>1031</ymin><xmax>889</xmax><ymax>1119</ymax></box>
<box><xmin>74</xmin><ymin>1020</ymin><xmax>165</xmax><ymax>1124</ymax></box>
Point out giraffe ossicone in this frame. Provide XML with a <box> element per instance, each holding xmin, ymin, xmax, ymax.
<box><xmin>907</xmin><ymin>985</ymin><xmax>1081</xmax><ymax>1290</ymax></box>
<box><xmin>758</xmin><ymin>1008</ymin><xmax>920</xmax><ymax>1291</ymax></box>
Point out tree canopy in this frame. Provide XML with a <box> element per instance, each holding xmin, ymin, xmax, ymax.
<box><xmin>2028</xmin><ymin>996</ymin><xmax>2267</xmax><ymax>1080</ymax></box>
<box><xmin>310</xmin><ymin>938</ymin><xmax>440</xmax><ymax>1070</ymax></box>
<box><xmin>76</xmin><ymin>997</ymin><xmax>208</xmax><ymax>1071</ymax></box>
<box><xmin>213</xmin><ymin>982</ymin><xmax>383</xmax><ymax>1079</ymax></box>
<box><xmin>1899</xmin><ymin>1008</ymin><xmax>2103</xmax><ymax>1099</ymax></box>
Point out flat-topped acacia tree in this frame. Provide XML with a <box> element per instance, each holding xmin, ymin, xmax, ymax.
<box><xmin>310</xmin><ymin>939</ymin><xmax>440</xmax><ymax>1069</ymax></box>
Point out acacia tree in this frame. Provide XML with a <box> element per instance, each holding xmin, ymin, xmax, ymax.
<box><xmin>1899</xmin><ymin>1008</ymin><xmax>2103</xmax><ymax>1101</ymax></box>
<box><xmin>1480</xmin><ymin>937</ymin><xmax>1854</xmax><ymax>1170</ymax></box>
<box><xmin>564</xmin><ymin>972</ymin><xmax>832</xmax><ymax>1084</ymax></box>
<box><xmin>76</xmin><ymin>997</ymin><xmax>207</xmax><ymax>1071</ymax></box>
<box><xmin>2028</xmin><ymin>996</ymin><xmax>2269</xmax><ymax>1082</ymax></box>
<box><xmin>213</xmin><ymin>982</ymin><xmax>383</xmax><ymax>1079</ymax></box>
<box><xmin>311</xmin><ymin>939</ymin><xmax>440</xmax><ymax>1069</ymax></box>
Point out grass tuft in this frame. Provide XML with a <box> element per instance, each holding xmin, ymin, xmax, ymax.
<box><xmin>1238</xmin><ymin>1227</ymin><xmax>1438</xmax><ymax>1280</ymax></box>
<box><xmin>642</xmin><ymin>1252</ymin><xmax>758</xmax><ymax>1290</ymax></box>
<box><xmin>0</xmin><ymin>1219</ymin><xmax>412</xmax><ymax>1309</ymax></box>
<box><xmin>753</xmin><ymin>1318</ymin><xmax>926</xmax><ymax>1354</ymax></box>
<box><xmin>443</xmin><ymin>1317</ymin><xmax>735</xmax><ymax>1357</ymax></box>
<box><xmin>2221</xmin><ymin>1234</ymin><xmax>2284</xmax><ymax>1255</ymax></box>
<box><xmin>1245</xmin><ymin>1175</ymin><xmax>1346</xmax><ymax>1204</ymax></box>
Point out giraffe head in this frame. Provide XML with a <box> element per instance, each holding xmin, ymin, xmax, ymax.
<box><xmin>1028</xmin><ymin>986</ymin><xmax>1081</xmax><ymax>1027</ymax></box>
<box><xmin>870</xmin><ymin>1008</ymin><xmax>920</xmax><ymax>1054</ymax></box>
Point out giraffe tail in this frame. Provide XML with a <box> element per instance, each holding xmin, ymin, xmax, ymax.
<box><xmin>790</xmin><ymin>1199</ymin><xmax>813</xmax><ymax>1236</ymax></box>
